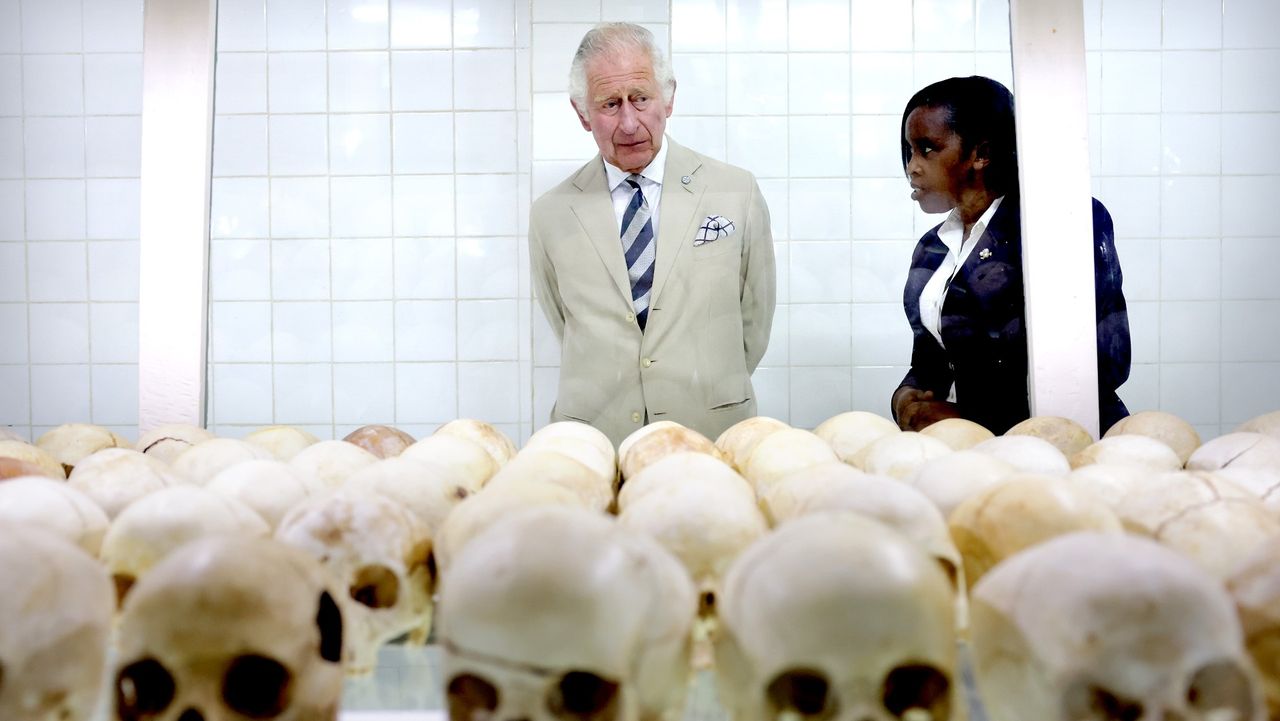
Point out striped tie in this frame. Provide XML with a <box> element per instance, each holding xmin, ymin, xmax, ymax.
<box><xmin>620</xmin><ymin>174</ymin><xmax>656</xmax><ymax>331</ymax></box>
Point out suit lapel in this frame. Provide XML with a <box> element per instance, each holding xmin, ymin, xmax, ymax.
<box><xmin>651</xmin><ymin>139</ymin><xmax>704</xmax><ymax>306</ymax></box>
<box><xmin>569</xmin><ymin>157</ymin><xmax>632</xmax><ymax>306</ymax></box>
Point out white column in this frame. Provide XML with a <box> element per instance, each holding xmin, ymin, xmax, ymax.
<box><xmin>1009</xmin><ymin>0</ymin><xmax>1100</xmax><ymax>437</ymax></box>
<box><xmin>137</xmin><ymin>0</ymin><xmax>217</xmax><ymax>431</ymax></box>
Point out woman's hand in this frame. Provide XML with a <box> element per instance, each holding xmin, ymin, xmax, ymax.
<box><xmin>892</xmin><ymin>387</ymin><xmax>962</xmax><ymax>431</ymax></box>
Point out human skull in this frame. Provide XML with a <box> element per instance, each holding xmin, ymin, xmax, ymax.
<box><xmin>435</xmin><ymin>419</ymin><xmax>517</xmax><ymax>468</ymax></box>
<box><xmin>288</xmin><ymin>440</ymin><xmax>379</xmax><ymax>491</ymax></box>
<box><xmin>1151</xmin><ymin>494</ymin><xmax>1280</xmax><ymax>580</ymax></box>
<box><xmin>1214</xmin><ymin>468</ymin><xmax>1280</xmax><ymax>515</ymax></box>
<box><xmin>920</xmin><ymin>417</ymin><xmax>995</xmax><ymax>450</ymax></box>
<box><xmin>1105</xmin><ymin>410</ymin><xmax>1202</xmax><ymax>465</ymax></box>
<box><xmin>67</xmin><ymin>448</ymin><xmax>186</xmax><ymax>518</ymax></box>
<box><xmin>520</xmin><ymin>434</ymin><xmax>619</xmax><ymax>495</ymax></box>
<box><xmin>243</xmin><ymin>425</ymin><xmax>320</xmax><ymax>461</ymax></box>
<box><xmin>907</xmin><ymin>450</ymin><xmax>1017</xmax><ymax>518</ymax></box>
<box><xmin>616</xmin><ymin>420</ymin><xmax>685</xmax><ymax>462</ymax></box>
<box><xmin>759</xmin><ymin>460</ymin><xmax>875</xmax><ymax>526</ymax></box>
<box><xmin>617</xmin><ymin>451</ymin><xmax>752</xmax><ymax>513</ymax></box>
<box><xmin>528</xmin><ymin>421</ymin><xmax>615</xmax><ymax>461</ymax></box>
<box><xmin>948</xmin><ymin>475</ymin><xmax>1123</xmax><ymax>587</ymax></box>
<box><xmin>618</xmin><ymin>423</ymin><xmax>721</xmax><ymax>482</ymax></box>
<box><xmin>113</xmin><ymin>536</ymin><xmax>345</xmax><ymax>721</ymax></box>
<box><xmin>342</xmin><ymin>424</ymin><xmax>417</xmax><ymax>459</ymax></box>
<box><xmin>616</xmin><ymin>467</ymin><xmax>768</xmax><ymax>607</ymax></box>
<box><xmin>1005</xmin><ymin>416</ymin><xmax>1095</xmax><ymax>457</ymax></box>
<box><xmin>717</xmin><ymin>416</ymin><xmax>792</xmax><ymax>472</ymax></box>
<box><xmin>0</xmin><ymin>440</ymin><xmax>65</xmax><ymax>479</ymax></box>
<box><xmin>1187</xmin><ymin>433</ymin><xmax>1280</xmax><ymax>473</ymax></box>
<box><xmin>440</xmin><ymin>506</ymin><xmax>697</xmax><ymax>721</ymax></box>
<box><xmin>1227</xmin><ymin>538</ymin><xmax>1280</xmax><ymax>720</ymax></box>
<box><xmin>275</xmin><ymin>490</ymin><xmax>433</xmax><ymax>675</ymax></box>
<box><xmin>741</xmin><ymin>428</ymin><xmax>840</xmax><ymax>497</ymax></box>
<box><xmin>489</xmin><ymin>448</ymin><xmax>614</xmax><ymax>512</ymax></box>
<box><xmin>401</xmin><ymin>434</ymin><xmax>499</xmax><ymax>489</ymax></box>
<box><xmin>134</xmin><ymin>423</ymin><xmax>216</xmax><ymax>464</ymax></box>
<box><xmin>1069</xmin><ymin>435</ymin><xmax>1184</xmax><ymax>471</ymax></box>
<box><xmin>1238</xmin><ymin>411</ymin><xmax>1280</xmax><ymax>440</ymax></box>
<box><xmin>971</xmin><ymin>435</ymin><xmax>1071</xmax><ymax>476</ymax></box>
<box><xmin>0</xmin><ymin>526</ymin><xmax>113</xmax><ymax>721</ymax></box>
<box><xmin>343</xmin><ymin>456</ymin><xmax>474</xmax><ymax>534</ymax></box>
<box><xmin>1064</xmin><ymin>462</ymin><xmax>1153</xmax><ymax>510</ymax></box>
<box><xmin>433</xmin><ymin>480</ymin><xmax>586</xmax><ymax>575</ymax></box>
<box><xmin>716</xmin><ymin>512</ymin><xmax>959</xmax><ymax>721</ymax></box>
<box><xmin>0</xmin><ymin>476</ymin><xmax>110</xmax><ymax>555</ymax></box>
<box><xmin>0</xmin><ymin>456</ymin><xmax>49</xmax><ymax>480</ymax></box>
<box><xmin>35</xmin><ymin>422</ymin><xmax>130</xmax><ymax>475</ymax></box>
<box><xmin>1111</xmin><ymin>470</ymin><xmax>1256</xmax><ymax>537</ymax></box>
<box><xmin>812</xmin><ymin>411</ymin><xmax>900</xmax><ymax>465</ymax></box>
<box><xmin>790</xmin><ymin>476</ymin><xmax>963</xmax><ymax>593</ymax></box>
<box><xmin>172</xmin><ymin>438</ymin><xmax>274</xmax><ymax>485</ymax></box>
<box><xmin>206</xmin><ymin>460</ymin><xmax>320</xmax><ymax>530</ymax></box>
<box><xmin>970</xmin><ymin>532</ymin><xmax>1264</xmax><ymax>721</ymax></box>
<box><xmin>851</xmin><ymin>431</ymin><xmax>953</xmax><ymax>481</ymax></box>
<box><xmin>102</xmin><ymin>485</ymin><xmax>269</xmax><ymax>605</ymax></box>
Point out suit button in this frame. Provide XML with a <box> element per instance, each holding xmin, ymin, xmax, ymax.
<box><xmin>626</xmin><ymin>312</ymin><xmax>635</xmax><ymax>322</ymax></box>
<box><xmin>631</xmin><ymin>412</ymin><xmax>641</xmax><ymax>423</ymax></box>
<box><xmin>642</xmin><ymin>358</ymin><xmax>652</xmax><ymax>368</ymax></box>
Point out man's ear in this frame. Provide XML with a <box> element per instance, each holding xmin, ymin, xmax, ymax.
<box><xmin>570</xmin><ymin>99</ymin><xmax>592</xmax><ymax>132</ymax></box>
<box><xmin>664</xmin><ymin>79</ymin><xmax>677</xmax><ymax>118</ymax></box>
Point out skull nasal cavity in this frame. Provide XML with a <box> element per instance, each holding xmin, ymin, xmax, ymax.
<box><xmin>547</xmin><ymin>671</ymin><xmax>621</xmax><ymax>720</ymax></box>
<box><xmin>766</xmin><ymin>669</ymin><xmax>834</xmax><ymax>719</ymax></box>
<box><xmin>315</xmin><ymin>590</ymin><xmax>344</xmax><ymax>663</ymax></box>
<box><xmin>350</xmin><ymin>564</ymin><xmax>400</xmax><ymax>608</ymax></box>
<box><xmin>177</xmin><ymin>710</ymin><xmax>205</xmax><ymax>721</ymax></box>
<box><xmin>113</xmin><ymin>573</ymin><xmax>137</xmax><ymax>607</ymax></box>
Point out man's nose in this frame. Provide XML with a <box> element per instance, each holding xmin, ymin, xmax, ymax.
<box><xmin>617</xmin><ymin>101</ymin><xmax>639</xmax><ymax>133</ymax></box>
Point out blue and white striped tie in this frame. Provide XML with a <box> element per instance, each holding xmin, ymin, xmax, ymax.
<box><xmin>620</xmin><ymin>174</ymin><xmax>656</xmax><ymax>331</ymax></box>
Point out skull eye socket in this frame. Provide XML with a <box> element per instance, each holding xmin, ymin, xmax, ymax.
<box><xmin>116</xmin><ymin>658</ymin><xmax>176</xmax><ymax>721</ymax></box>
<box><xmin>881</xmin><ymin>664</ymin><xmax>951</xmax><ymax>720</ymax></box>
<box><xmin>546</xmin><ymin>670</ymin><xmax>622</xmax><ymax>721</ymax></box>
<box><xmin>1187</xmin><ymin>660</ymin><xmax>1256</xmax><ymax>719</ymax></box>
<box><xmin>447</xmin><ymin>673</ymin><xmax>499</xmax><ymax>721</ymax></box>
<box><xmin>766</xmin><ymin>668</ymin><xmax>836</xmax><ymax>720</ymax></box>
<box><xmin>1062</xmin><ymin>681</ymin><xmax>1144</xmax><ymax>721</ymax></box>
<box><xmin>222</xmin><ymin>654</ymin><xmax>292</xmax><ymax>719</ymax></box>
<box><xmin>350</xmin><ymin>564</ymin><xmax>400</xmax><ymax>609</ymax></box>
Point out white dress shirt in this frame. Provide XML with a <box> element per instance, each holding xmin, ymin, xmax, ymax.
<box><xmin>918</xmin><ymin>195</ymin><xmax>1003</xmax><ymax>401</ymax></box>
<box><xmin>604</xmin><ymin>138</ymin><xmax>668</xmax><ymax>233</ymax></box>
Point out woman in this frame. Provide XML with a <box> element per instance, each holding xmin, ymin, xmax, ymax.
<box><xmin>891</xmin><ymin>76</ymin><xmax>1131</xmax><ymax>435</ymax></box>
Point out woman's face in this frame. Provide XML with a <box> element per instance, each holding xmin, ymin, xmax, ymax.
<box><xmin>903</xmin><ymin>104</ymin><xmax>983</xmax><ymax>214</ymax></box>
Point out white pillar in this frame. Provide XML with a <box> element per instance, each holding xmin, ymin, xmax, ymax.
<box><xmin>137</xmin><ymin>0</ymin><xmax>217</xmax><ymax>431</ymax></box>
<box><xmin>1009</xmin><ymin>0</ymin><xmax>1101</xmax><ymax>437</ymax></box>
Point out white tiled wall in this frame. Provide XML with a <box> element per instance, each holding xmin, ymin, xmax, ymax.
<box><xmin>206</xmin><ymin>0</ymin><xmax>531</xmax><ymax>442</ymax></box>
<box><xmin>1086</xmin><ymin>0</ymin><xmax>1280</xmax><ymax>439</ymax></box>
<box><xmin>0</xmin><ymin>0</ymin><xmax>144</xmax><ymax>442</ymax></box>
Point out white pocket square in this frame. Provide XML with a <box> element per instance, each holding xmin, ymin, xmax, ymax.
<box><xmin>694</xmin><ymin>215</ymin><xmax>735</xmax><ymax>246</ymax></box>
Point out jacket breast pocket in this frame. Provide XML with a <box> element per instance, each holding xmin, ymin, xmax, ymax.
<box><xmin>691</xmin><ymin>234</ymin><xmax>741</xmax><ymax>260</ymax></box>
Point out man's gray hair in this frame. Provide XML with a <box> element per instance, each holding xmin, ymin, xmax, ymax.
<box><xmin>568</xmin><ymin>22</ymin><xmax>675</xmax><ymax>116</ymax></box>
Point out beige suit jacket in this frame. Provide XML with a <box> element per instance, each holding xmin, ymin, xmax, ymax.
<box><xmin>529</xmin><ymin>138</ymin><xmax>776</xmax><ymax>447</ymax></box>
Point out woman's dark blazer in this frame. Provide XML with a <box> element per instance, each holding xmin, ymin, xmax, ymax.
<box><xmin>896</xmin><ymin>195</ymin><xmax>1131</xmax><ymax>435</ymax></box>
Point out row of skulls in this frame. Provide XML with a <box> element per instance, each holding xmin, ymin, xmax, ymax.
<box><xmin>1</xmin><ymin>408</ymin><xmax>1280</xmax><ymax>721</ymax></box>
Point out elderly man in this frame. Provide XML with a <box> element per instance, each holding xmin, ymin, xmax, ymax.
<box><xmin>530</xmin><ymin>22</ymin><xmax>776</xmax><ymax>447</ymax></box>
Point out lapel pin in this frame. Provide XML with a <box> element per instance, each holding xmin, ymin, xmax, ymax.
<box><xmin>681</xmin><ymin>175</ymin><xmax>691</xmax><ymax>185</ymax></box>
<box><xmin>979</xmin><ymin>248</ymin><xmax>992</xmax><ymax>260</ymax></box>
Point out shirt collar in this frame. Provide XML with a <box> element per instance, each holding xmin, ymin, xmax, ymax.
<box><xmin>604</xmin><ymin>137</ymin><xmax>668</xmax><ymax>192</ymax></box>
<box><xmin>938</xmin><ymin>195</ymin><xmax>1004</xmax><ymax>253</ymax></box>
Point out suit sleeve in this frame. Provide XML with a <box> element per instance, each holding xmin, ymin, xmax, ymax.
<box><xmin>1092</xmin><ymin>198</ymin><xmax>1131</xmax><ymax>431</ymax></box>
<box><xmin>528</xmin><ymin>210</ymin><xmax>566</xmax><ymax>342</ymax></box>
<box><xmin>740</xmin><ymin>177</ymin><xmax>776</xmax><ymax>373</ymax></box>
<box><xmin>894</xmin><ymin>240</ymin><xmax>954</xmax><ymax>419</ymax></box>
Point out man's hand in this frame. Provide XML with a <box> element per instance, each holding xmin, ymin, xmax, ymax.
<box><xmin>892</xmin><ymin>387</ymin><xmax>962</xmax><ymax>431</ymax></box>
